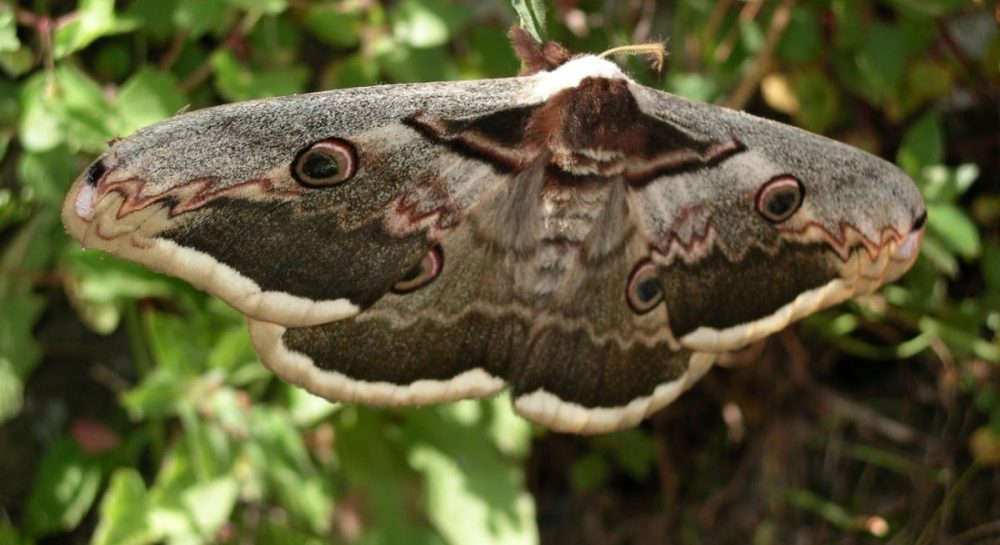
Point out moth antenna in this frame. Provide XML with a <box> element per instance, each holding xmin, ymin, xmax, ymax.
<box><xmin>599</xmin><ymin>42</ymin><xmax>667</xmax><ymax>73</ymax></box>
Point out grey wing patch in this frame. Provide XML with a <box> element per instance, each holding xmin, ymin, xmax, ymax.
<box><xmin>62</xmin><ymin>78</ymin><xmax>544</xmax><ymax>327</ymax></box>
<box><xmin>248</xmin><ymin>220</ymin><xmax>528</xmax><ymax>406</ymax></box>
<box><xmin>627</xmin><ymin>84</ymin><xmax>925</xmax><ymax>352</ymax></box>
<box><xmin>250</xmin><ymin>166</ymin><xmax>718</xmax><ymax>434</ymax></box>
<box><xmin>512</xmin><ymin>348</ymin><xmax>717</xmax><ymax>434</ymax></box>
<box><xmin>249</xmin><ymin>314</ymin><xmax>515</xmax><ymax>406</ymax></box>
<box><xmin>503</xmin><ymin>232</ymin><xmax>716</xmax><ymax>434</ymax></box>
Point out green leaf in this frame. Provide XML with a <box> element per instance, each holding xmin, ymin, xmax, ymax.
<box><xmin>831</xmin><ymin>0</ymin><xmax>863</xmax><ymax>49</ymax></box>
<box><xmin>0</xmin><ymin>357</ymin><xmax>25</xmax><ymax>426</ymax></box>
<box><xmin>569</xmin><ymin>452</ymin><xmax>608</xmax><ymax>491</ymax></box>
<box><xmin>982</xmin><ymin>241</ymin><xmax>1000</xmax><ymax>293</ymax></box>
<box><xmin>897</xmin><ymin>110</ymin><xmax>942</xmax><ymax>175</ymax></box>
<box><xmin>0</xmin><ymin>213</ymin><xmax>58</xmax><ymax>422</ymax></box>
<box><xmin>62</xmin><ymin>249</ymin><xmax>180</xmax><ymax>334</ymax></box>
<box><xmin>211</xmin><ymin>50</ymin><xmax>309</xmax><ymax>101</ymax></box>
<box><xmin>0</xmin><ymin>519</ymin><xmax>33</xmax><ymax>545</ymax></box>
<box><xmin>916</xmin><ymin>233</ymin><xmax>958</xmax><ymax>277</ymax></box>
<box><xmin>888</xmin><ymin>0</ymin><xmax>971</xmax><ymax>16</ymax></box>
<box><xmin>0</xmin><ymin>5</ymin><xmax>21</xmax><ymax>52</ymax></box>
<box><xmin>122</xmin><ymin>0</ymin><xmax>181</xmax><ymax>41</ymax></box>
<box><xmin>255</xmin><ymin>518</ymin><xmax>327</xmax><ymax>545</ymax></box>
<box><xmin>855</xmin><ymin>23</ymin><xmax>909</xmax><ymax>102</ymax></box>
<box><xmin>27</xmin><ymin>438</ymin><xmax>103</xmax><ymax>536</ymax></box>
<box><xmin>19</xmin><ymin>66</ymin><xmax>116</xmax><ymax>153</ymax></box>
<box><xmin>410</xmin><ymin>442</ymin><xmax>538</xmax><ymax>545</ymax></box>
<box><xmin>466</xmin><ymin>26</ymin><xmax>520</xmax><ymax>78</ymax></box>
<box><xmin>93</xmin><ymin>43</ymin><xmax>134</xmax><ymax>82</ymax></box>
<box><xmin>113</xmin><ymin>68</ymin><xmax>187</xmax><ymax>136</ymax></box>
<box><xmin>0</xmin><ymin>46</ymin><xmax>33</xmax><ymax>77</ymax></box>
<box><xmin>178</xmin><ymin>477</ymin><xmax>239</xmax><ymax>538</ymax></box>
<box><xmin>17</xmin><ymin>146</ymin><xmax>78</xmax><ymax>204</ymax></box>
<box><xmin>328</xmin><ymin>53</ymin><xmax>381</xmax><ymax>89</ymax></box>
<box><xmin>393</xmin><ymin>0</ymin><xmax>470</xmax><ymax>49</ymax></box>
<box><xmin>173</xmin><ymin>0</ymin><xmax>230</xmax><ymax>38</ymax></box>
<box><xmin>122</xmin><ymin>369</ymin><xmax>186</xmax><ymax>418</ymax></box>
<box><xmin>790</xmin><ymin>70</ymin><xmax>839</xmax><ymax>133</ymax></box>
<box><xmin>926</xmin><ymin>203</ymin><xmax>981</xmax><ymax>259</ymax></box>
<box><xmin>335</xmin><ymin>409</ymin><xmax>438</xmax><ymax>544</ymax></box>
<box><xmin>248</xmin><ymin>407</ymin><xmax>333</xmax><ymax>534</ymax></box>
<box><xmin>375</xmin><ymin>40</ymin><xmax>452</xmax><ymax>82</ymax></box>
<box><xmin>91</xmin><ymin>469</ymin><xmax>159</xmax><ymax>545</ymax></box>
<box><xmin>403</xmin><ymin>406</ymin><xmax>538</xmax><ymax>545</ymax></box>
<box><xmin>666</xmin><ymin>73</ymin><xmax>718</xmax><ymax>103</ymax></box>
<box><xmin>895</xmin><ymin>60</ymin><xmax>953</xmax><ymax>118</ymax></box>
<box><xmin>222</xmin><ymin>0</ymin><xmax>287</xmax><ymax>15</ymax></box>
<box><xmin>510</xmin><ymin>0</ymin><xmax>547</xmax><ymax>42</ymax></box>
<box><xmin>52</xmin><ymin>0</ymin><xmax>139</xmax><ymax>59</ymax></box>
<box><xmin>777</xmin><ymin>7</ymin><xmax>821</xmax><ymax>62</ymax></box>
<box><xmin>286</xmin><ymin>387</ymin><xmax>338</xmax><ymax>427</ymax></box>
<box><xmin>304</xmin><ymin>4</ymin><xmax>363</xmax><ymax>48</ymax></box>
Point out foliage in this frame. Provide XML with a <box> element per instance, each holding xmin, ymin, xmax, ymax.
<box><xmin>0</xmin><ymin>0</ymin><xmax>996</xmax><ymax>544</ymax></box>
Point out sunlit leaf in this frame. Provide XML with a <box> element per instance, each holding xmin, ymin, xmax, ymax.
<box><xmin>114</xmin><ymin>68</ymin><xmax>186</xmax><ymax>136</ymax></box>
<box><xmin>173</xmin><ymin>0</ymin><xmax>229</xmax><ymax>38</ymax></box>
<box><xmin>52</xmin><ymin>0</ymin><xmax>138</xmax><ymax>59</ymax></box>
<box><xmin>898</xmin><ymin>110</ymin><xmax>943</xmax><ymax>175</ymax></box>
<box><xmin>304</xmin><ymin>4</ymin><xmax>363</xmax><ymax>48</ymax></box>
<box><xmin>510</xmin><ymin>0</ymin><xmax>547</xmax><ymax>42</ymax></box>
<box><xmin>211</xmin><ymin>50</ymin><xmax>309</xmax><ymax>101</ymax></box>
<box><xmin>27</xmin><ymin>438</ymin><xmax>103</xmax><ymax>536</ymax></box>
<box><xmin>91</xmin><ymin>469</ymin><xmax>159</xmax><ymax>545</ymax></box>
<box><xmin>777</xmin><ymin>7</ymin><xmax>821</xmax><ymax>62</ymax></box>
<box><xmin>0</xmin><ymin>6</ymin><xmax>20</xmax><ymax>52</ymax></box>
<box><xmin>221</xmin><ymin>0</ymin><xmax>286</xmax><ymax>15</ymax></box>
<box><xmin>393</xmin><ymin>0</ymin><xmax>469</xmax><ymax>49</ymax></box>
<box><xmin>926</xmin><ymin>203</ymin><xmax>981</xmax><ymax>259</ymax></box>
<box><xmin>855</xmin><ymin>23</ymin><xmax>908</xmax><ymax>101</ymax></box>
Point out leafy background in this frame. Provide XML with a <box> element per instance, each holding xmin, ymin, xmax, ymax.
<box><xmin>0</xmin><ymin>0</ymin><xmax>997</xmax><ymax>544</ymax></box>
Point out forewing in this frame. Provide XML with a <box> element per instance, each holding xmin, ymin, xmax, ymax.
<box><xmin>62</xmin><ymin>78</ymin><xmax>542</xmax><ymax>327</ymax></box>
<box><xmin>627</xmin><ymin>84</ymin><xmax>925</xmax><ymax>352</ymax></box>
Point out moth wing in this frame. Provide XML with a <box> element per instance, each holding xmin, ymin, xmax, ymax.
<box><xmin>62</xmin><ymin>78</ymin><xmax>543</xmax><ymax>327</ymax></box>
<box><xmin>626</xmin><ymin>84</ymin><xmax>924</xmax><ymax>353</ymax></box>
<box><xmin>251</xmin><ymin>165</ymin><xmax>715</xmax><ymax>434</ymax></box>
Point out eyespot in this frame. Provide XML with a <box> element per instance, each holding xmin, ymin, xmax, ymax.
<box><xmin>85</xmin><ymin>159</ymin><xmax>107</xmax><ymax>187</ymax></box>
<box><xmin>292</xmin><ymin>138</ymin><xmax>357</xmax><ymax>187</ymax></box>
<box><xmin>393</xmin><ymin>246</ymin><xmax>443</xmax><ymax>293</ymax></box>
<box><xmin>626</xmin><ymin>260</ymin><xmax>663</xmax><ymax>314</ymax></box>
<box><xmin>756</xmin><ymin>175</ymin><xmax>804</xmax><ymax>223</ymax></box>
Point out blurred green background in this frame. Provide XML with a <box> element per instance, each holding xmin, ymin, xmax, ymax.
<box><xmin>0</xmin><ymin>0</ymin><xmax>997</xmax><ymax>544</ymax></box>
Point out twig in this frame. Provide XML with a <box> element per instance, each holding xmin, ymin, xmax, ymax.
<box><xmin>700</xmin><ymin>0</ymin><xmax>734</xmax><ymax>62</ymax></box>
<box><xmin>652</xmin><ymin>418</ymin><xmax>680</xmax><ymax>517</ymax></box>
<box><xmin>713</xmin><ymin>0</ymin><xmax>764</xmax><ymax>65</ymax></box>
<box><xmin>721</xmin><ymin>0</ymin><xmax>796</xmax><ymax>110</ymax></box>
<box><xmin>953</xmin><ymin>519</ymin><xmax>1000</xmax><ymax>545</ymax></box>
<box><xmin>158</xmin><ymin>29</ymin><xmax>189</xmax><ymax>72</ymax></box>
<box><xmin>913</xmin><ymin>463</ymin><xmax>982</xmax><ymax>545</ymax></box>
<box><xmin>936</xmin><ymin>19</ymin><xmax>996</xmax><ymax>102</ymax></box>
<box><xmin>630</xmin><ymin>0</ymin><xmax>656</xmax><ymax>45</ymax></box>
<box><xmin>807</xmin><ymin>384</ymin><xmax>919</xmax><ymax>444</ymax></box>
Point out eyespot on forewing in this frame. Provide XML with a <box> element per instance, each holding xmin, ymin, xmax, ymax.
<box><xmin>756</xmin><ymin>175</ymin><xmax>804</xmax><ymax>223</ymax></box>
<box><xmin>291</xmin><ymin>138</ymin><xmax>357</xmax><ymax>187</ymax></box>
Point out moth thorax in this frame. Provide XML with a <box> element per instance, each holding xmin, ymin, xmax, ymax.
<box><xmin>537</xmin><ymin>77</ymin><xmax>644</xmax><ymax>178</ymax></box>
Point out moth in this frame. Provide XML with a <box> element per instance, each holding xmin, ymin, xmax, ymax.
<box><xmin>62</xmin><ymin>29</ymin><xmax>926</xmax><ymax>434</ymax></box>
